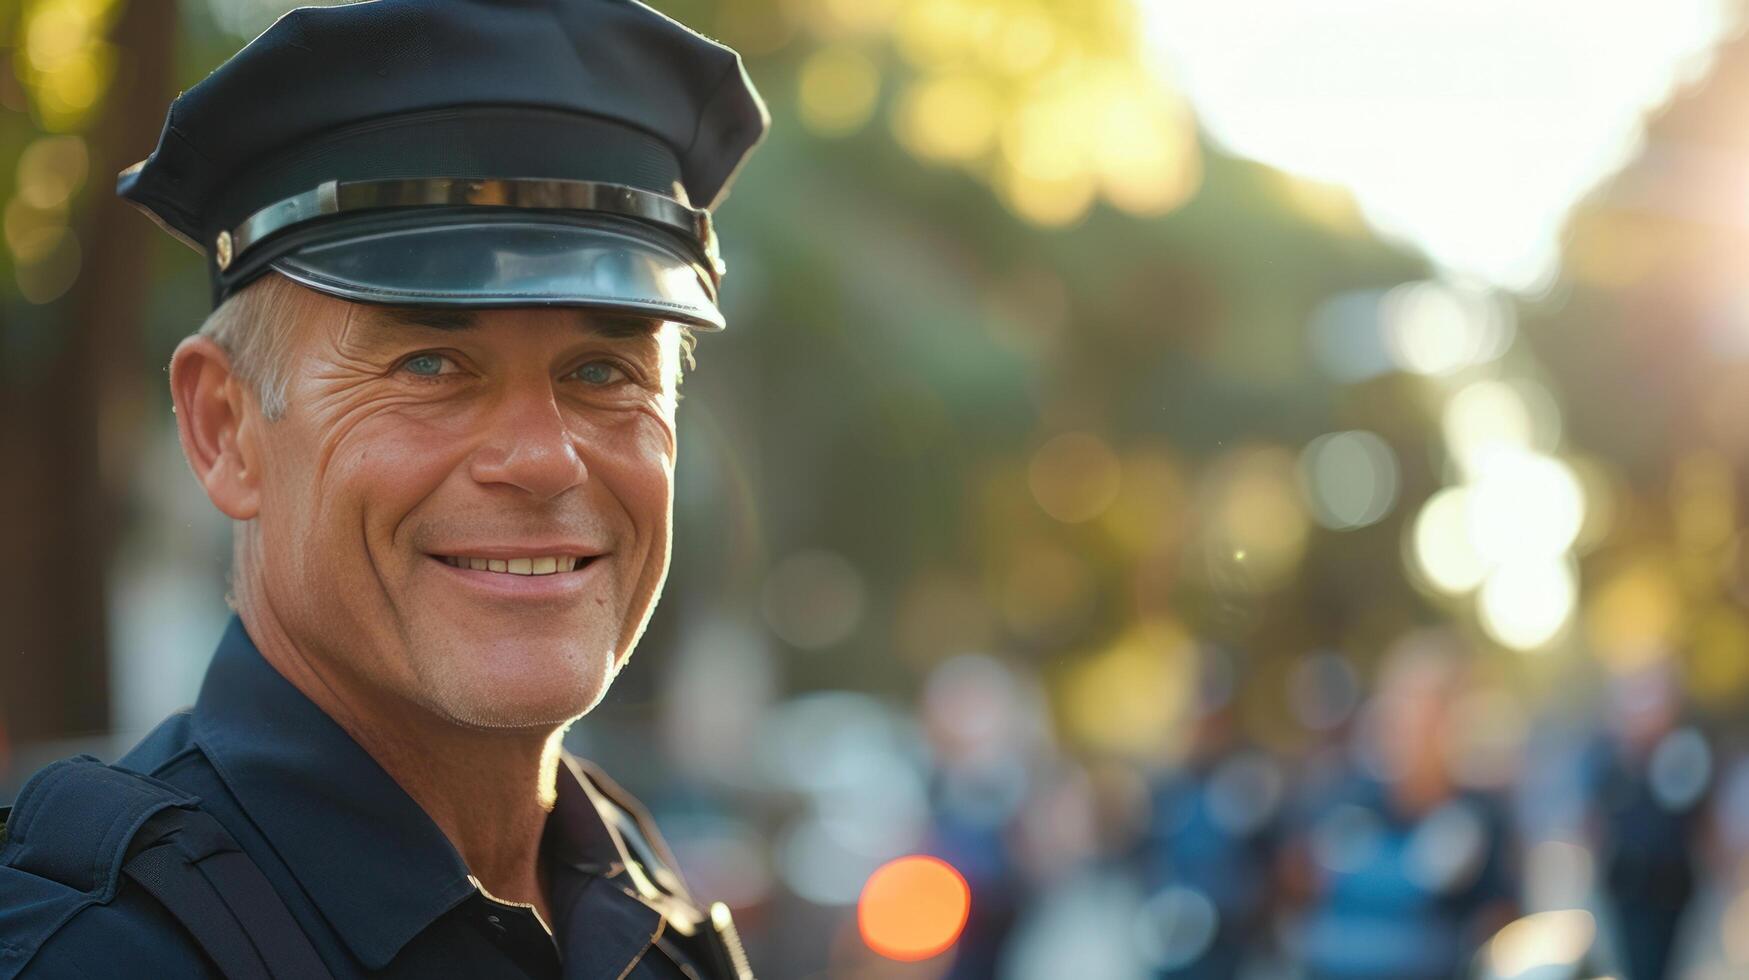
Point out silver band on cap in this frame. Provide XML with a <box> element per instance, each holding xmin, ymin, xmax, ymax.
<box><xmin>222</xmin><ymin>177</ymin><xmax>723</xmax><ymax>280</ymax></box>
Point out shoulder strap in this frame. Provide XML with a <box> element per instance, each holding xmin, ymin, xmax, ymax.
<box><xmin>124</xmin><ymin>807</ymin><xmax>334</xmax><ymax>980</ymax></box>
<box><xmin>1</xmin><ymin>755</ymin><xmax>198</xmax><ymax>899</ymax></box>
<box><xmin>0</xmin><ymin>756</ymin><xmax>332</xmax><ymax>980</ymax></box>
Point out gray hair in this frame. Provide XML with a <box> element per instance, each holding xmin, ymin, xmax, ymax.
<box><xmin>197</xmin><ymin>272</ymin><xmax>697</xmax><ymax>421</ymax></box>
<box><xmin>195</xmin><ymin>272</ymin><xmax>319</xmax><ymax>421</ymax></box>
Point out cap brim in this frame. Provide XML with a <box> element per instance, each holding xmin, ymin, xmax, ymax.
<box><xmin>267</xmin><ymin>215</ymin><xmax>724</xmax><ymax>329</ymax></box>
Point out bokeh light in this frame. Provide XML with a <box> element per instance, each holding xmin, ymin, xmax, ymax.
<box><xmin>19</xmin><ymin>0</ymin><xmax>122</xmax><ymax>131</ymax></box>
<box><xmin>1478</xmin><ymin>557</ymin><xmax>1577</xmax><ymax>651</ymax></box>
<box><xmin>857</xmin><ymin>855</ymin><xmax>971</xmax><ymax>962</ymax></box>
<box><xmin>802</xmin><ymin>0</ymin><xmax>904</xmax><ymax>38</ymax></box>
<box><xmin>798</xmin><ymin>43</ymin><xmax>883</xmax><ymax>136</ymax></box>
<box><xmin>15</xmin><ymin>135</ymin><xmax>88</xmax><ymax>209</ymax></box>
<box><xmin>1484</xmin><ymin>909</ymin><xmax>1597</xmax><ymax>976</ymax></box>
<box><xmin>1298</xmin><ymin>430</ymin><xmax>1400</xmax><ymax>530</ymax></box>
<box><xmin>1091</xmin><ymin>89</ymin><xmax>1201</xmax><ymax>216</ymax></box>
<box><xmin>1197</xmin><ymin>446</ymin><xmax>1310</xmax><ymax>593</ymax></box>
<box><xmin>1467</xmin><ymin>451</ymin><xmax>1586</xmax><ymax>565</ymax></box>
<box><xmin>760</xmin><ymin>550</ymin><xmax>867</xmax><ymax>650</ymax></box>
<box><xmin>1061</xmin><ymin>619</ymin><xmax>1194</xmax><ymax>761</ymax></box>
<box><xmin>1204</xmin><ymin>750</ymin><xmax>1285</xmax><ymax>836</ymax></box>
<box><xmin>1133</xmin><ymin>885</ymin><xmax>1219</xmax><ymax>970</ymax></box>
<box><xmin>1688</xmin><ymin>605</ymin><xmax>1749</xmax><ymax>707</ymax></box>
<box><xmin>1585</xmin><ymin>559</ymin><xmax>1683</xmax><ymax>673</ymax></box>
<box><xmin>14</xmin><ymin>230</ymin><xmax>82</xmax><ymax>305</ymax></box>
<box><xmin>1380</xmin><ymin>280</ymin><xmax>1514</xmax><ymax>376</ymax></box>
<box><xmin>893</xmin><ymin>74</ymin><xmax>1001</xmax><ymax>162</ymax></box>
<box><xmin>1029</xmin><ymin>432</ymin><xmax>1123</xmax><ymax>523</ymax></box>
<box><xmin>1412</xmin><ymin>487</ymin><xmax>1489</xmax><ymax>594</ymax></box>
<box><xmin>5</xmin><ymin>197</ymin><xmax>69</xmax><ymax>265</ymax></box>
<box><xmin>1306</xmin><ymin>289</ymin><xmax>1396</xmax><ymax>384</ymax></box>
<box><xmin>1648</xmin><ymin>725</ymin><xmax>1712</xmax><ymax>812</ymax></box>
<box><xmin>863</xmin><ymin>0</ymin><xmax>1202</xmax><ymax>226</ymax></box>
<box><xmin>1441</xmin><ymin>381</ymin><xmax>1538</xmax><ymax>476</ymax></box>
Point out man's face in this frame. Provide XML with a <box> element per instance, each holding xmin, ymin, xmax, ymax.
<box><xmin>246</xmin><ymin>293</ymin><xmax>681</xmax><ymax>729</ymax></box>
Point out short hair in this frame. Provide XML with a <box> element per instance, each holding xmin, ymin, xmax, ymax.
<box><xmin>196</xmin><ymin>272</ymin><xmax>318</xmax><ymax>421</ymax></box>
<box><xmin>196</xmin><ymin>272</ymin><xmax>696</xmax><ymax>422</ymax></box>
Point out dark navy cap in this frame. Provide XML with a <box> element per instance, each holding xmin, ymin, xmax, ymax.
<box><xmin>118</xmin><ymin>0</ymin><xmax>768</xmax><ymax>329</ymax></box>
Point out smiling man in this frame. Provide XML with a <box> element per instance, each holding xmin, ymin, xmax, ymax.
<box><xmin>0</xmin><ymin>0</ymin><xmax>766</xmax><ymax>977</ymax></box>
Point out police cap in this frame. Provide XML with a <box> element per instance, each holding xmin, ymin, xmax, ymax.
<box><xmin>118</xmin><ymin>0</ymin><xmax>769</xmax><ymax>329</ymax></box>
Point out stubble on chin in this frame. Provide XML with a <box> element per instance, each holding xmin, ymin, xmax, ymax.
<box><xmin>403</xmin><ymin>632</ymin><xmax>621</xmax><ymax>730</ymax></box>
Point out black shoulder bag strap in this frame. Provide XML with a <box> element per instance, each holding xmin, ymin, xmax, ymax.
<box><xmin>1</xmin><ymin>756</ymin><xmax>332</xmax><ymax>980</ymax></box>
<box><xmin>124</xmin><ymin>807</ymin><xmax>334</xmax><ymax>980</ymax></box>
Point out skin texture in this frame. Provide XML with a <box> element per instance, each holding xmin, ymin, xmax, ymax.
<box><xmin>168</xmin><ymin>283</ymin><xmax>684</xmax><ymax>925</ymax></box>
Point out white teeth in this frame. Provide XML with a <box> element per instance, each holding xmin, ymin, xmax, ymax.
<box><xmin>443</xmin><ymin>555</ymin><xmax>581</xmax><ymax>576</ymax></box>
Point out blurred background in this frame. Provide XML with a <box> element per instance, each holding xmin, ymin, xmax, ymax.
<box><xmin>5</xmin><ymin>0</ymin><xmax>1749</xmax><ymax>976</ymax></box>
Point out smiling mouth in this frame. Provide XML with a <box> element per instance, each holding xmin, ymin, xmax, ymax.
<box><xmin>434</xmin><ymin>554</ymin><xmax>596</xmax><ymax>576</ymax></box>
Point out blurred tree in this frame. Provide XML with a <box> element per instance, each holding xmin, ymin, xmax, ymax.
<box><xmin>1</xmin><ymin>0</ymin><xmax>177</xmax><ymax>742</ymax></box>
<box><xmin>1546</xmin><ymin>27</ymin><xmax>1749</xmax><ymax>713</ymax></box>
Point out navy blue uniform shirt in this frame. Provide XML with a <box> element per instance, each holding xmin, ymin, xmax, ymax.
<box><xmin>3</xmin><ymin>617</ymin><xmax>706</xmax><ymax>978</ymax></box>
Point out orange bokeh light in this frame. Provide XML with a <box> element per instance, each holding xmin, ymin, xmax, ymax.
<box><xmin>857</xmin><ymin>855</ymin><xmax>971</xmax><ymax>962</ymax></box>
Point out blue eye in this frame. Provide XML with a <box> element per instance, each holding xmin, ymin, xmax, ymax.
<box><xmin>403</xmin><ymin>354</ymin><xmax>450</xmax><ymax>377</ymax></box>
<box><xmin>573</xmin><ymin>360</ymin><xmax>624</xmax><ymax>386</ymax></box>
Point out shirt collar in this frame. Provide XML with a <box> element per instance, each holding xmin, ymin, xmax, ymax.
<box><xmin>189</xmin><ymin>616</ymin><xmax>644</xmax><ymax>971</ymax></box>
<box><xmin>544</xmin><ymin>757</ymin><xmax>684</xmax><ymax>979</ymax></box>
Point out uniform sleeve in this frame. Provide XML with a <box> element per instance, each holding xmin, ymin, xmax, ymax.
<box><xmin>16</xmin><ymin>885</ymin><xmax>218</xmax><ymax>980</ymax></box>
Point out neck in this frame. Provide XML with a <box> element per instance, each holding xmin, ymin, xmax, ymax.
<box><xmin>234</xmin><ymin>571</ymin><xmax>563</xmax><ymax>927</ymax></box>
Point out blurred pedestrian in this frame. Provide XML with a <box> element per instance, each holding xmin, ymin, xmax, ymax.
<box><xmin>1286</xmin><ymin>635</ymin><xmax>1518</xmax><ymax>980</ymax></box>
<box><xmin>1135</xmin><ymin>653</ymin><xmax>1286</xmax><ymax>979</ymax></box>
<box><xmin>1585</xmin><ymin>667</ymin><xmax>1713</xmax><ymax>980</ymax></box>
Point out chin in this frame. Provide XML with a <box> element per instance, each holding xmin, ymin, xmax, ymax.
<box><xmin>410</xmin><ymin>633</ymin><xmax>619</xmax><ymax>730</ymax></box>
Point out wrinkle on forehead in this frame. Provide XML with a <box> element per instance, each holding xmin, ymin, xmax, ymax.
<box><xmin>324</xmin><ymin>299</ymin><xmax>379</xmax><ymax>371</ymax></box>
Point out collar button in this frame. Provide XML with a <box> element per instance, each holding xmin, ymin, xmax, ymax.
<box><xmin>483</xmin><ymin>913</ymin><xmax>508</xmax><ymax>941</ymax></box>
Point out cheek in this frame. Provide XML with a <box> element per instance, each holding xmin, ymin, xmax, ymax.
<box><xmin>578</xmin><ymin>408</ymin><xmax>675</xmax><ymax>537</ymax></box>
<box><xmin>576</xmin><ymin>400</ymin><xmax>674</xmax><ymax>476</ymax></box>
<box><xmin>338</xmin><ymin>417</ymin><xmax>465</xmax><ymax>489</ymax></box>
<box><xmin>308</xmin><ymin>403</ymin><xmax>479</xmax><ymax>550</ymax></box>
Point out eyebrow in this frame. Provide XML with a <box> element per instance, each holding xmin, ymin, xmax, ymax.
<box><xmin>364</xmin><ymin>306</ymin><xmax>663</xmax><ymax>339</ymax></box>
<box><xmin>370</xmin><ymin>307</ymin><xmax>477</xmax><ymax>331</ymax></box>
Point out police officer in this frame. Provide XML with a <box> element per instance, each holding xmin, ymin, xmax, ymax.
<box><xmin>0</xmin><ymin>0</ymin><xmax>766</xmax><ymax>976</ymax></box>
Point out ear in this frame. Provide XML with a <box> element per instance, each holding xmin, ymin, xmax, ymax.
<box><xmin>169</xmin><ymin>335</ymin><xmax>262</xmax><ymax>520</ymax></box>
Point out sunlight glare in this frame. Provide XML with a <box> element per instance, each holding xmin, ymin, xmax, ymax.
<box><xmin>1140</xmin><ymin>0</ymin><xmax>1733</xmax><ymax>289</ymax></box>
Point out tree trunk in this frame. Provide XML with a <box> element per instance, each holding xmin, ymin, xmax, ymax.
<box><xmin>0</xmin><ymin>0</ymin><xmax>180</xmax><ymax>752</ymax></box>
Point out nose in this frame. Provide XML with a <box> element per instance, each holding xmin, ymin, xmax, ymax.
<box><xmin>468</xmin><ymin>383</ymin><xmax>587</xmax><ymax>500</ymax></box>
